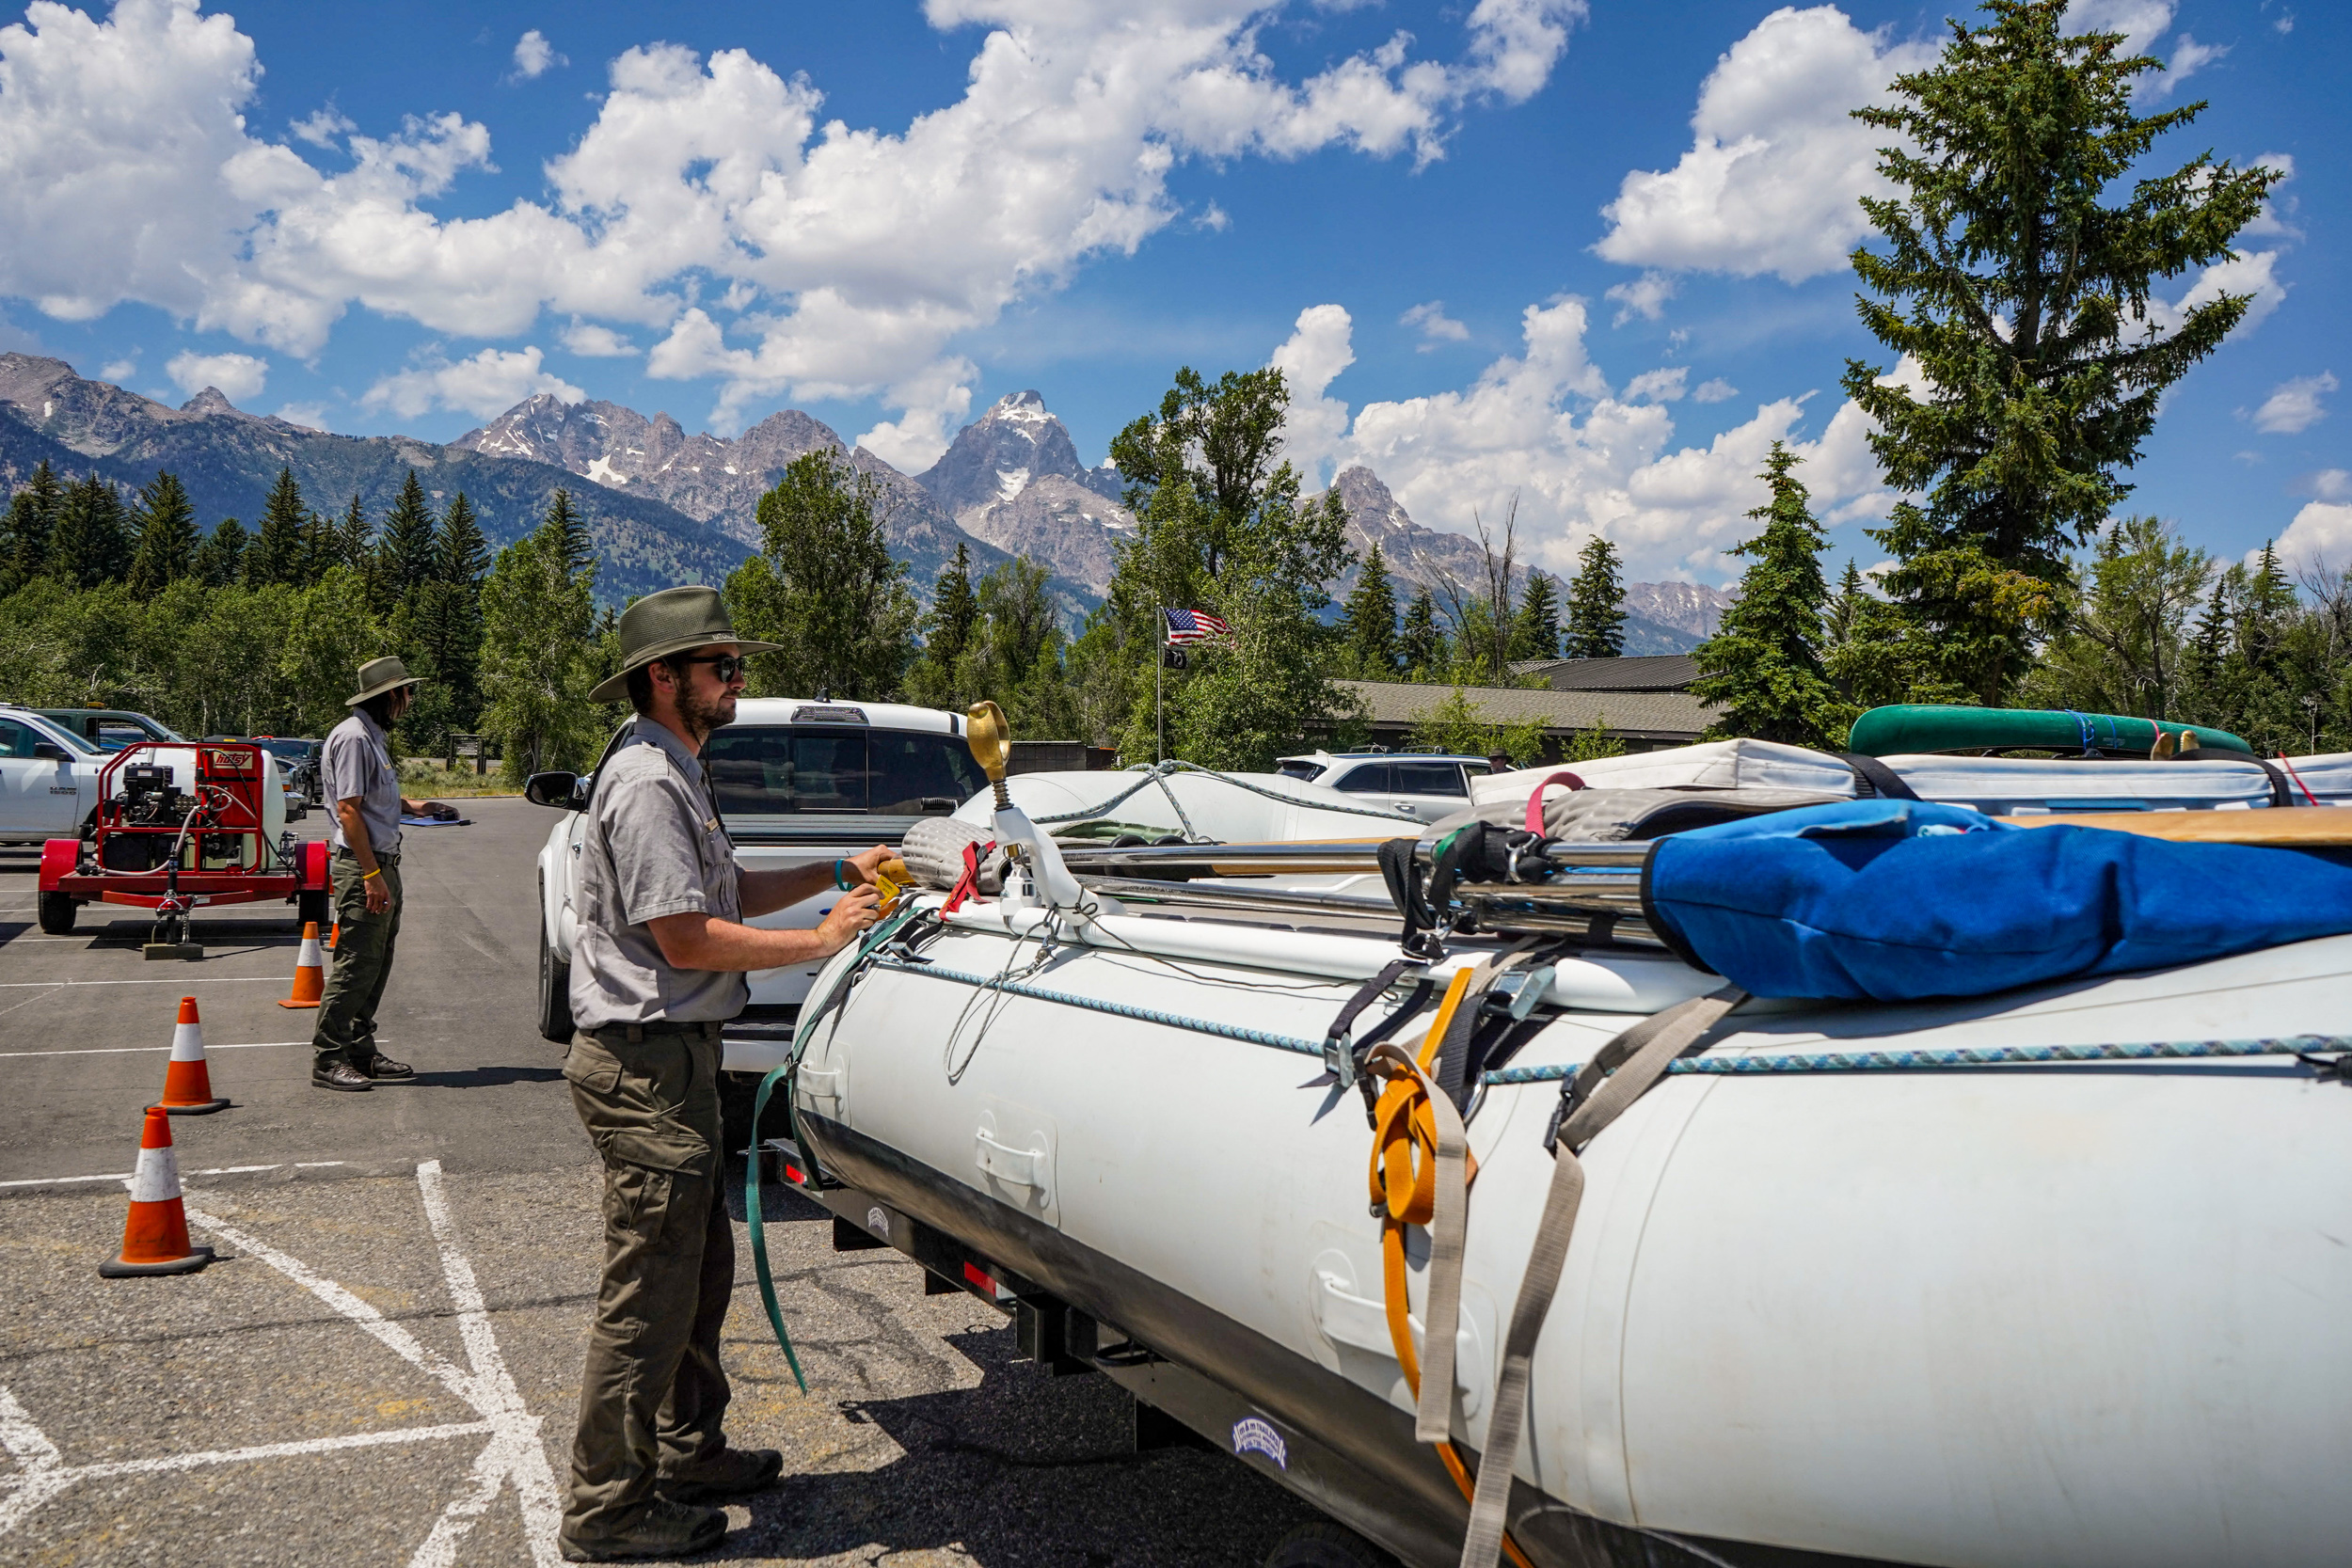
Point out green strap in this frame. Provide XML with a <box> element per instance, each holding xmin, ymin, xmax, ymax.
<box><xmin>745</xmin><ymin>1063</ymin><xmax>807</xmax><ymax>1394</ymax></box>
<box><xmin>742</xmin><ymin>902</ymin><xmax>926</xmax><ymax>1395</ymax></box>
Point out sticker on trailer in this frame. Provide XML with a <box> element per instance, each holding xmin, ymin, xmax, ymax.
<box><xmin>1232</xmin><ymin>1417</ymin><xmax>1288</xmax><ymax>1470</ymax></box>
<box><xmin>866</xmin><ymin>1206</ymin><xmax>891</xmax><ymax>1240</ymax></box>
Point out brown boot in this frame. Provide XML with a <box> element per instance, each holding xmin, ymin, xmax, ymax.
<box><xmin>658</xmin><ymin>1447</ymin><xmax>782</xmax><ymax>1503</ymax></box>
<box><xmin>558</xmin><ymin>1498</ymin><xmax>725</xmax><ymax>1561</ymax></box>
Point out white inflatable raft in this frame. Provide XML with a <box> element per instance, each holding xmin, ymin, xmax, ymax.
<box><xmin>771</xmin><ymin>744</ymin><xmax>2352</xmax><ymax>1568</ymax></box>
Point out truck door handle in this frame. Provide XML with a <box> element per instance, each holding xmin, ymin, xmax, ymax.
<box><xmin>975</xmin><ymin>1129</ymin><xmax>1047</xmax><ymax>1188</ymax></box>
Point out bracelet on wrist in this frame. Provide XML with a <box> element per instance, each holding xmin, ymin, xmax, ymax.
<box><xmin>362</xmin><ymin>867</ymin><xmax>382</xmax><ymax>880</ymax></box>
<box><xmin>833</xmin><ymin>858</ymin><xmax>850</xmax><ymax>891</ymax></box>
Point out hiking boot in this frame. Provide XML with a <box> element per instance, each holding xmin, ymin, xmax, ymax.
<box><xmin>660</xmin><ymin>1446</ymin><xmax>782</xmax><ymax>1503</ymax></box>
<box><xmin>358</xmin><ymin>1052</ymin><xmax>414</xmax><ymax>1081</ymax></box>
<box><xmin>558</xmin><ymin>1498</ymin><xmax>727</xmax><ymax>1561</ymax></box>
<box><xmin>311</xmin><ymin>1060</ymin><xmax>372</xmax><ymax>1092</ymax></box>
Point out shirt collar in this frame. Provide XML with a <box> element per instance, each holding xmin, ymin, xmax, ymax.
<box><xmin>633</xmin><ymin>715</ymin><xmax>705</xmax><ymax>775</ymax></box>
<box><xmin>353</xmin><ymin>707</ymin><xmax>388</xmax><ymax>744</ymax></box>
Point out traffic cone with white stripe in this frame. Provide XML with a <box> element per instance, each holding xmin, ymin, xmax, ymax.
<box><xmin>153</xmin><ymin>996</ymin><xmax>230</xmax><ymax>1115</ymax></box>
<box><xmin>277</xmin><ymin>922</ymin><xmax>326</xmax><ymax>1009</ymax></box>
<box><xmin>99</xmin><ymin>1106</ymin><xmax>213</xmax><ymax>1277</ymax></box>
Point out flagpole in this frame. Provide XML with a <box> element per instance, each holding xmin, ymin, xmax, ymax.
<box><xmin>1154</xmin><ymin>603</ymin><xmax>1165</xmax><ymax>764</ymax></box>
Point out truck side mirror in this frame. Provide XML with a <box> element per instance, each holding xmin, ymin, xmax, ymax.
<box><xmin>524</xmin><ymin>770</ymin><xmax>590</xmax><ymax>812</ymax></box>
<box><xmin>30</xmin><ymin>741</ymin><xmax>65</xmax><ymax>760</ymax></box>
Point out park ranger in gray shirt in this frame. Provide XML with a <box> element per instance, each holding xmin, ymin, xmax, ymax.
<box><xmin>557</xmin><ymin>585</ymin><xmax>885</xmax><ymax>1563</ymax></box>
<box><xmin>310</xmin><ymin>657</ymin><xmax>447</xmax><ymax>1093</ymax></box>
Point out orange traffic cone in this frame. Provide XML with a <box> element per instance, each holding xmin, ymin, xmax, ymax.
<box><xmin>327</xmin><ymin>921</ymin><xmax>340</xmax><ymax>952</ymax></box>
<box><xmin>277</xmin><ymin>922</ymin><xmax>326</xmax><ymax>1009</ymax></box>
<box><xmin>99</xmin><ymin>1106</ymin><xmax>213</xmax><ymax>1277</ymax></box>
<box><xmin>153</xmin><ymin>996</ymin><xmax>230</xmax><ymax>1115</ymax></box>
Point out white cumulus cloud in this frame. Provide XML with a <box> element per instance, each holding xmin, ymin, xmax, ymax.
<box><xmin>560</xmin><ymin>318</ymin><xmax>636</xmax><ymax>357</ymax></box>
<box><xmin>1400</xmin><ymin>300</ymin><xmax>1469</xmax><ymax>349</ymax></box>
<box><xmin>165</xmin><ymin>348</ymin><xmax>266</xmax><ymax>401</ymax></box>
<box><xmin>1692</xmin><ymin>376</ymin><xmax>1737</xmax><ymax>404</ymax></box>
<box><xmin>2248</xmin><ymin>372</ymin><xmax>2337</xmax><ymax>435</ymax></box>
<box><xmin>1595</xmin><ymin>6</ymin><xmax>1935</xmax><ymax>283</ymax></box>
<box><xmin>275</xmin><ymin>402</ymin><xmax>327</xmax><ymax>430</ymax></box>
<box><xmin>0</xmin><ymin>0</ymin><xmax>1587</xmax><ymax>460</ymax></box>
<box><xmin>1279</xmin><ymin>298</ymin><xmax>1899</xmax><ymax>582</ymax></box>
<box><xmin>511</xmin><ymin>29</ymin><xmax>564</xmax><ymax>81</ymax></box>
<box><xmin>2277</xmin><ymin>501</ymin><xmax>2352</xmax><ymax>571</ymax></box>
<box><xmin>290</xmin><ymin>105</ymin><xmax>355</xmax><ymax>148</ymax></box>
<box><xmin>361</xmin><ymin>345</ymin><xmax>584</xmax><ymax>420</ymax></box>
<box><xmin>1603</xmin><ymin>270</ymin><xmax>1677</xmax><ymax>325</ymax></box>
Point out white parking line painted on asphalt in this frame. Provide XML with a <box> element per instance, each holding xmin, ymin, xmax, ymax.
<box><xmin>0</xmin><ymin>1161</ymin><xmax>348</xmax><ymax>1189</ymax></box>
<box><xmin>0</xmin><ymin>977</ymin><xmax>280</xmax><ymax>988</ymax></box>
<box><xmin>0</xmin><ymin>1039</ymin><xmax>323</xmax><ymax>1058</ymax></box>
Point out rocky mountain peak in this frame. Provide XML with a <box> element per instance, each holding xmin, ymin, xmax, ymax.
<box><xmin>179</xmin><ymin>387</ymin><xmax>241</xmax><ymax>417</ymax></box>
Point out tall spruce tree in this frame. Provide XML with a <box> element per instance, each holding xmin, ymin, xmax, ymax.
<box><xmin>905</xmin><ymin>543</ymin><xmax>981</xmax><ymax>709</ymax></box>
<box><xmin>545</xmin><ymin>488</ymin><xmax>594</xmax><ymax>579</ymax></box>
<box><xmin>191</xmin><ymin>519</ymin><xmax>248</xmax><ymax>588</ymax></box>
<box><xmin>3</xmin><ymin>461</ymin><xmax>63</xmax><ymax>591</ymax></box>
<box><xmin>376</xmin><ymin>471</ymin><xmax>439</xmax><ymax>603</ymax></box>
<box><xmin>1338</xmin><ymin>543</ymin><xmax>1400</xmax><ymax>677</ymax></box>
<box><xmin>1690</xmin><ymin>443</ymin><xmax>1843</xmax><ymax>747</ymax></box>
<box><xmin>1512</xmin><ymin>568</ymin><xmax>1563</xmax><ymax>663</ymax></box>
<box><xmin>1398</xmin><ymin>586</ymin><xmax>1445</xmax><ymax>677</ymax></box>
<box><xmin>405</xmin><ymin>492</ymin><xmax>490</xmax><ymax>745</ymax></box>
<box><xmin>51</xmin><ymin>475</ymin><xmax>133</xmax><ymax>588</ymax></box>
<box><xmin>333</xmin><ymin>492</ymin><xmax>376</xmax><ymax>578</ymax></box>
<box><xmin>480</xmin><ymin>496</ymin><xmax>601</xmax><ymax>779</ymax></box>
<box><xmin>1563</xmin><ymin>535</ymin><xmax>1627</xmax><ymax>659</ymax></box>
<box><xmin>1846</xmin><ymin>0</ymin><xmax>2281</xmax><ymax>704</ymax></box>
<box><xmin>437</xmin><ymin>492</ymin><xmax>488</xmax><ymax>584</ymax></box>
<box><xmin>245</xmin><ymin>468</ymin><xmax>311</xmax><ymax>587</ymax></box>
<box><xmin>126</xmin><ymin>471</ymin><xmax>199</xmax><ymax>595</ymax></box>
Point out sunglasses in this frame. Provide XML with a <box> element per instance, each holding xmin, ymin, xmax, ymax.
<box><xmin>676</xmin><ymin>653</ymin><xmax>749</xmax><ymax>684</ymax></box>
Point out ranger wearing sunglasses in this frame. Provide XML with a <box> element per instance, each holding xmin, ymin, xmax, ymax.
<box><xmin>559</xmin><ymin>585</ymin><xmax>886</xmax><ymax>1562</ymax></box>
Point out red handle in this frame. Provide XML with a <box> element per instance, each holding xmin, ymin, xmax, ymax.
<box><xmin>1523</xmin><ymin>770</ymin><xmax>1585</xmax><ymax>834</ymax></box>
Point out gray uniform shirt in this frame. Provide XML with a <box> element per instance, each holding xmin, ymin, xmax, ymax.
<box><xmin>568</xmin><ymin>718</ymin><xmax>748</xmax><ymax>1029</ymax></box>
<box><xmin>322</xmin><ymin>709</ymin><xmax>401</xmax><ymax>856</ymax></box>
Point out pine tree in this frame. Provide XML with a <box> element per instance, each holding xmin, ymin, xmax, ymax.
<box><xmin>1847</xmin><ymin>0</ymin><xmax>2281</xmax><ymax>704</ymax></box>
<box><xmin>1690</xmin><ymin>443</ymin><xmax>1843</xmax><ymax>747</ymax></box>
<box><xmin>480</xmin><ymin>496</ymin><xmax>601</xmax><ymax>778</ymax></box>
<box><xmin>246</xmin><ymin>468</ymin><xmax>311</xmax><ymax>587</ymax></box>
<box><xmin>725</xmin><ymin>456</ymin><xmax>917</xmax><ymax>701</ymax></box>
<box><xmin>1338</xmin><ymin>544</ymin><xmax>1400</xmax><ymax>676</ymax></box>
<box><xmin>1398</xmin><ymin>586</ymin><xmax>1445</xmax><ymax>677</ymax></box>
<box><xmin>1563</xmin><ymin>535</ymin><xmax>1626</xmax><ymax>659</ymax></box>
<box><xmin>50</xmin><ymin>474</ymin><xmax>133</xmax><ymax>588</ymax></box>
<box><xmin>376</xmin><ymin>470</ymin><xmax>439</xmax><ymax>596</ymax></box>
<box><xmin>436</xmin><ymin>492</ymin><xmax>488</xmax><ymax>585</ymax></box>
<box><xmin>125</xmin><ymin>470</ymin><xmax>199</xmax><ymax>594</ymax></box>
<box><xmin>545</xmin><ymin>488</ymin><xmax>594</xmax><ymax>579</ymax></box>
<box><xmin>1511</xmin><ymin>568</ymin><xmax>1562</xmax><ymax>663</ymax></box>
<box><xmin>189</xmin><ymin>519</ymin><xmax>248</xmax><ymax>588</ymax></box>
<box><xmin>905</xmin><ymin>543</ymin><xmax>981</xmax><ymax>709</ymax></box>
<box><xmin>4</xmin><ymin>461</ymin><xmax>63</xmax><ymax>590</ymax></box>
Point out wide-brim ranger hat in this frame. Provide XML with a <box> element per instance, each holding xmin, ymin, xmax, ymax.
<box><xmin>587</xmin><ymin>584</ymin><xmax>780</xmax><ymax>705</ymax></box>
<box><xmin>347</xmin><ymin>656</ymin><xmax>422</xmax><ymax>706</ymax></box>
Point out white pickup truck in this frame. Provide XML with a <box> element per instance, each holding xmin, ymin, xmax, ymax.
<box><xmin>0</xmin><ymin>705</ymin><xmax>106</xmax><ymax>846</ymax></box>
<box><xmin>528</xmin><ymin>698</ymin><xmax>988</xmax><ymax>1138</ymax></box>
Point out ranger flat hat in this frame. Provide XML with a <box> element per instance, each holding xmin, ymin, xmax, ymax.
<box><xmin>588</xmin><ymin>584</ymin><xmax>779</xmax><ymax>705</ymax></box>
<box><xmin>347</xmin><ymin>655</ymin><xmax>421</xmax><ymax>706</ymax></box>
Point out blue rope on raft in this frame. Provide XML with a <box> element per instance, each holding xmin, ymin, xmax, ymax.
<box><xmin>866</xmin><ymin>958</ymin><xmax>2351</xmax><ymax>1084</ymax></box>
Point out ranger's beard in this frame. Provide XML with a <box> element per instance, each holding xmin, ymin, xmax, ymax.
<box><xmin>676</xmin><ymin>680</ymin><xmax>737</xmax><ymax>740</ymax></box>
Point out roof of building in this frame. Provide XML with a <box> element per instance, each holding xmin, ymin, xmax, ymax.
<box><xmin>1336</xmin><ymin>679</ymin><xmax>1719</xmax><ymax>739</ymax></box>
<box><xmin>1509</xmin><ymin>653</ymin><xmax>1702</xmax><ymax>691</ymax></box>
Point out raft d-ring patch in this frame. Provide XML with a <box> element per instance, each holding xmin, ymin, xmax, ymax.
<box><xmin>866</xmin><ymin>1205</ymin><xmax>891</xmax><ymax>1240</ymax></box>
<box><xmin>1232</xmin><ymin>1416</ymin><xmax>1288</xmax><ymax>1469</ymax></box>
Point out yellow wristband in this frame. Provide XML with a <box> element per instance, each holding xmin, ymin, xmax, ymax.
<box><xmin>362</xmin><ymin>868</ymin><xmax>382</xmax><ymax>880</ymax></box>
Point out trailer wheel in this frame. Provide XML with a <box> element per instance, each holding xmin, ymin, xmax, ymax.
<box><xmin>297</xmin><ymin>888</ymin><xmax>330</xmax><ymax>932</ymax></box>
<box><xmin>537</xmin><ymin>907</ymin><xmax>575</xmax><ymax>1044</ymax></box>
<box><xmin>37</xmin><ymin>893</ymin><xmax>77</xmax><ymax>935</ymax></box>
<box><xmin>1263</xmin><ymin>1523</ymin><xmax>1400</xmax><ymax>1568</ymax></box>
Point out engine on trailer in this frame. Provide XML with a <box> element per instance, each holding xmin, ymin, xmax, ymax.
<box><xmin>119</xmin><ymin>763</ymin><xmax>193</xmax><ymax>828</ymax></box>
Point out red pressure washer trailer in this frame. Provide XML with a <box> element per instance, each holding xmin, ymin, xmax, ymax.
<box><xmin>39</xmin><ymin>740</ymin><xmax>330</xmax><ymax>959</ymax></box>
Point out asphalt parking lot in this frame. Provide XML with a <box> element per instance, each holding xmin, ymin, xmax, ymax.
<box><xmin>0</xmin><ymin>800</ymin><xmax>1315</xmax><ymax>1566</ymax></box>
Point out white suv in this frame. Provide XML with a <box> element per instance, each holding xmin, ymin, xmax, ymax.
<box><xmin>0</xmin><ymin>706</ymin><xmax>105</xmax><ymax>844</ymax></box>
<box><xmin>1273</xmin><ymin>750</ymin><xmax>1492</xmax><ymax>824</ymax></box>
<box><xmin>530</xmin><ymin>698</ymin><xmax>987</xmax><ymax>1072</ymax></box>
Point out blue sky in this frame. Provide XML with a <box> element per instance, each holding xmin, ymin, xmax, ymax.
<box><xmin>0</xmin><ymin>0</ymin><xmax>2340</xmax><ymax>582</ymax></box>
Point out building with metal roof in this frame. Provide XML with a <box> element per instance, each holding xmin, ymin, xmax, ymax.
<box><xmin>1332</xmin><ymin>678</ymin><xmax>1720</xmax><ymax>757</ymax></box>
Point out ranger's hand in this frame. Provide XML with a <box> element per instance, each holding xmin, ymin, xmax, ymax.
<box><xmin>816</xmin><ymin>884</ymin><xmax>881</xmax><ymax>952</ymax></box>
<box><xmin>845</xmin><ymin>845</ymin><xmax>893</xmax><ymax>885</ymax></box>
<box><xmin>363</xmin><ymin>872</ymin><xmax>391</xmax><ymax>915</ymax></box>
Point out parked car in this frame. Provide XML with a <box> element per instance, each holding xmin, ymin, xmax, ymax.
<box><xmin>0</xmin><ymin>705</ymin><xmax>106</xmax><ymax>844</ymax></box>
<box><xmin>1273</xmin><ymin>749</ymin><xmax>1493</xmax><ymax>823</ymax></box>
<box><xmin>32</xmin><ymin>707</ymin><xmax>185</xmax><ymax>752</ymax></box>
<box><xmin>530</xmin><ymin>699</ymin><xmax>985</xmax><ymax>1142</ymax></box>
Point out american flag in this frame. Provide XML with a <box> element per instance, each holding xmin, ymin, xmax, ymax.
<box><xmin>1163</xmin><ymin>607</ymin><xmax>1232</xmax><ymax>644</ymax></box>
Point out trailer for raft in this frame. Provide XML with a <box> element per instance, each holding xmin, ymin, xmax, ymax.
<box><xmin>38</xmin><ymin>739</ymin><xmax>329</xmax><ymax>958</ymax></box>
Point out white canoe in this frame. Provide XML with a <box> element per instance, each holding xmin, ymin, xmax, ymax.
<box><xmin>785</xmin><ymin>877</ymin><xmax>2352</xmax><ymax>1568</ymax></box>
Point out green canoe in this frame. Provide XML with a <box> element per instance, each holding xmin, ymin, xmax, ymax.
<box><xmin>1847</xmin><ymin>705</ymin><xmax>2253</xmax><ymax>758</ymax></box>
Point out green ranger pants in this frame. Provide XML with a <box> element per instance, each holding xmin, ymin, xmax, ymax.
<box><xmin>310</xmin><ymin>850</ymin><xmax>400</xmax><ymax>1068</ymax></box>
<box><xmin>560</xmin><ymin>1023</ymin><xmax>736</xmax><ymax>1550</ymax></box>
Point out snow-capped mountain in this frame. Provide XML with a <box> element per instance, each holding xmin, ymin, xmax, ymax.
<box><xmin>913</xmin><ymin>389</ymin><xmax>1135</xmax><ymax>594</ymax></box>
